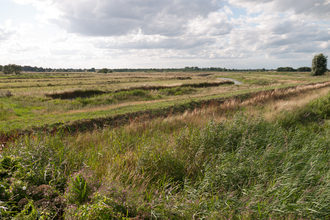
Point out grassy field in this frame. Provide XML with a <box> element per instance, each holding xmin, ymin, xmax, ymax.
<box><xmin>1</xmin><ymin>71</ymin><xmax>330</xmax><ymax>219</ymax></box>
<box><xmin>0</xmin><ymin>71</ymin><xmax>329</xmax><ymax>136</ymax></box>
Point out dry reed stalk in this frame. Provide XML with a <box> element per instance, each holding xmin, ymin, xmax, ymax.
<box><xmin>157</xmin><ymin>81</ymin><xmax>330</xmax><ymax>128</ymax></box>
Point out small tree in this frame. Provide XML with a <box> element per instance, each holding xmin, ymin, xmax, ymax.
<box><xmin>311</xmin><ymin>53</ymin><xmax>327</xmax><ymax>76</ymax></box>
<box><xmin>12</xmin><ymin>64</ymin><xmax>21</xmax><ymax>75</ymax></box>
<box><xmin>3</xmin><ymin>64</ymin><xmax>21</xmax><ymax>75</ymax></box>
<box><xmin>3</xmin><ymin>65</ymin><xmax>11</xmax><ymax>74</ymax></box>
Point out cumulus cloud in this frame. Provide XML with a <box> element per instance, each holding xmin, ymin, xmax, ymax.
<box><xmin>228</xmin><ymin>0</ymin><xmax>330</xmax><ymax>19</ymax></box>
<box><xmin>94</xmin><ymin>35</ymin><xmax>216</xmax><ymax>50</ymax></box>
<box><xmin>48</xmin><ymin>0</ymin><xmax>224</xmax><ymax>37</ymax></box>
<box><xmin>0</xmin><ymin>20</ymin><xmax>18</xmax><ymax>41</ymax></box>
<box><xmin>203</xmin><ymin>11</ymin><xmax>330</xmax><ymax>61</ymax></box>
<box><xmin>4</xmin><ymin>0</ymin><xmax>330</xmax><ymax>68</ymax></box>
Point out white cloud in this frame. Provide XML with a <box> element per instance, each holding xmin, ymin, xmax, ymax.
<box><xmin>28</xmin><ymin>0</ymin><xmax>223</xmax><ymax>37</ymax></box>
<box><xmin>3</xmin><ymin>0</ymin><xmax>330</xmax><ymax>68</ymax></box>
<box><xmin>187</xmin><ymin>12</ymin><xmax>233</xmax><ymax>36</ymax></box>
<box><xmin>0</xmin><ymin>20</ymin><xmax>17</xmax><ymax>41</ymax></box>
<box><xmin>228</xmin><ymin>0</ymin><xmax>330</xmax><ymax>19</ymax></box>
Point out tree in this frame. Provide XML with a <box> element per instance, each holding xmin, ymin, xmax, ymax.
<box><xmin>87</xmin><ymin>67</ymin><xmax>95</xmax><ymax>72</ymax></box>
<box><xmin>3</xmin><ymin>64</ymin><xmax>21</xmax><ymax>75</ymax></box>
<box><xmin>0</xmin><ymin>65</ymin><xmax>2</xmax><ymax>72</ymax></box>
<box><xmin>98</xmin><ymin>68</ymin><xmax>112</xmax><ymax>73</ymax></box>
<box><xmin>311</xmin><ymin>53</ymin><xmax>327</xmax><ymax>76</ymax></box>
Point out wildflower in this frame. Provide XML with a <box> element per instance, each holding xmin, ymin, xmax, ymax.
<box><xmin>22</xmin><ymin>186</ymin><xmax>26</xmax><ymax>190</ymax></box>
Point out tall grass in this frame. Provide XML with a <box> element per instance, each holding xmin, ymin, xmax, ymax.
<box><xmin>3</xmin><ymin>91</ymin><xmax>330</xmax><ymax>219</ymax></box>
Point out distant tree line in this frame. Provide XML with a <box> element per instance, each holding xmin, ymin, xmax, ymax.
<box><xmin>111</xmin><ymin>67</ymin><xmax>272</xmax><ymax>72</ymax></box>
<box><xmin>277</xmin><ymin>67</ymin><xmax>312</xmax><ymax>72</ymax></box>
<box><xmin>20</xmin><ymin>66</ymin><xmax>96</xmax><ymax>73</ymax></box>
<box><xmin>1</xmin><ymin>54</ymin><xmax>327</xmax><ymax>75</ymax></box>
<box><xmin>0</xmin><ymin>65</ymin><xmax>97</xmax><ymax>73</ymax></box>
<box><xmin>0</xmin><ymin>64</ymin><xmax>278</xmax><ymax>74</ymax></box>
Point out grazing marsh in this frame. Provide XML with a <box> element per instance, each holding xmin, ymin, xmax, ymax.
<box><xmin>1</xmin><ymin>70</ymin><xmax>330</xmax><ymax>219</ymax></box>
<box><xmin>0</xmin><ymin>71</ymin><xmax>329</xmax><ymax>136</ymax></box>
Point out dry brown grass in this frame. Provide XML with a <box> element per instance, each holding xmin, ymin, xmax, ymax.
<box><xmin>123</xmin><ymin>81</ymin><xmax>330</xmax><ymax>131</ymax></box>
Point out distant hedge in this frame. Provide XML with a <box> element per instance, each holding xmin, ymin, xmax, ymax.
<box><xmin>277</xmin><ymin>66</ymin><xmax>312</xmax><ymax>72</ymax></box>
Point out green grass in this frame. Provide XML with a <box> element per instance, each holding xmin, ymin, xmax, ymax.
<box><xmin>3</xmin><ymin>91</ymin><xmax>330</xmax><ymax>218</ymax></box>
<box><xmin>1</xmin><ymin>79</ymin><xmax>330</xmax><ymax>135</ymax></box>
<box><xmin>2</xmin><ymin>70</ymin><xmax>330</xmax><ymax>219</ymax></box>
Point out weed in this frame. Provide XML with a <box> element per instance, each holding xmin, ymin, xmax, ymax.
<box><xmin>65</xmin><ymin>169</ymin><xmax>100</xmax><ymax>205</ymax></box>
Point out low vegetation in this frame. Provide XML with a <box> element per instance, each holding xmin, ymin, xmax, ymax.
<box><xmin>1</xmin><ymin>70</ymin><xmax>330</xmax><ymax>219</ymax></box>
<box><xmin>2</xmin><ymin>90</ymin><xmax>330</xmax><ymax>219</ymax></box>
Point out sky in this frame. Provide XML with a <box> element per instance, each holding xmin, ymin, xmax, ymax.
<box><xmin>0</xmin><ymin>0</ymin><xmax>330</xmax><ymax>69</ymax></box>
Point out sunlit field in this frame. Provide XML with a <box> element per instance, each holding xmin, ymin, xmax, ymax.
<box><xmin>1</xmin><ymin>70</ymin><xmax>330</xmax><ymax>219</ymax></box>
<box><xmin>0</xmin><ymin>71</ymin><xmax>329</xmax><ymax>135</ymax></box>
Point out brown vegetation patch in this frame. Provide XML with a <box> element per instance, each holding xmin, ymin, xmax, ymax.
<box><xmin>46</xmin><ymin>89</ymin><xmax>107</xmax><ymax>99</ymax></box>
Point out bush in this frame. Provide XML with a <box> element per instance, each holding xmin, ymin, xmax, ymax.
<box><xmin>311</xmin><ymin>53</ymin><xmax>328</xmax><ymax>76</ymax></box>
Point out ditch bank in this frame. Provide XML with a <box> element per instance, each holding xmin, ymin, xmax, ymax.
<box><xmin>46</xmin><ymin>81</ymin><xmax>234</xmax><ymax>100</ymax></box>
<box><xmin>2</xmin><ymin>81</ymin><xmax>330</xmax><ymax>146</ymax></box>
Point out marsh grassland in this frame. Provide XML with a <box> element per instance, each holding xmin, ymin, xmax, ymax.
<box><xmin>1</xmin><ymin>71</ymin><xmax>330</xmax><ymax>219</ymax></box>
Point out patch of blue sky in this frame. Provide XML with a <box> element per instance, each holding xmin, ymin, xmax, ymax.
<box><xmin>310</xmin><ymin>20</ymin><xmax>330</xmax><ymax>29</ymax></box>
<box><xmin>0</xmin><ymin>0</ymin><xmax>38</xmax><ymax>26</ymax></box>
<box><xmin>226</xmin><ymin>5</ymin><xmax>246</xmax><ymax>18</ymax></box>
<box><xmin>248</xmin><ymin>11</ymin><xmax>263</xmax><ymax>17</ymax></box>
<box><xmin>223</xmin><ymin>2</ymin><xmax>262</xmax><ymax>18</ymax></box>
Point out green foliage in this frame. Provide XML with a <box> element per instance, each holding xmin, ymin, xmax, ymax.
<box><xmin>14</xmin><ymin>199</ymin><xmax>40</xmax><ymax>220</ymax></box>
<box><xmin>3</xmin><ymin>64</ymin><xmax>21</xmax><ymax>75</ymax></box>
<box><xmin>0</xmin><ymin>103</ymin><xmax>13</xmax><ymax>121</ymax></box>
<box><xmin>65</xmin><ymin>201</ymin><xmax>125</xmax><ymax>220</ymax></box>
<box><xmin>297</xmin><ymin>66</ymin><xmax>311</xmax><ymax>72</ymax></box>
<box><xmin>311</xmin><ymin>53</ymin><xmax>328</xmax><ymax>76</ymax></box>
<box><xmin>112</xmin><ymin>89</ymin><xmax>153</xmax><ymax>101</ymax></box>
<box><xmin>65</xmin><ymin>170</ymin><xmax>100</xmax><ymax>205</ymax></box>
<box><xmin>6</xmin><ymin>84</ymin><xmax>330</xmax><ymax>218</ymax></box>
<box><xmin>0</xmin><ymin>136</ymin><xmax>71</xmax><ymax>219</ymax></box>
<box><xmin>65</xmin><ymin>181</ymin><xmax>148</xmax><ymax>219</ymax></box>
<box><xmin>277</xmin><ymin>67</ymin><xmax>296</xmax><ymax>72</ymax></box>
<box><xmin>278</xmin><ymin>91</ymin><xmax>330</xmax><ymax>127</ymax></box>
<box><xmin>160</xmin><ymin>87</ymin><xmax>196</xmax><ymax>96</ymax></box>
<box><xmin>97</xmin><ymin>68</ymin><xmax>112</xmax><ymax>73</ymax></box>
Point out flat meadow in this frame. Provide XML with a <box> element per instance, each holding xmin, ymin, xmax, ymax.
<box><xmin>1</xmin><ymin>70</ymin><xmax>330</xmax><ymax>219</ymax></box>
